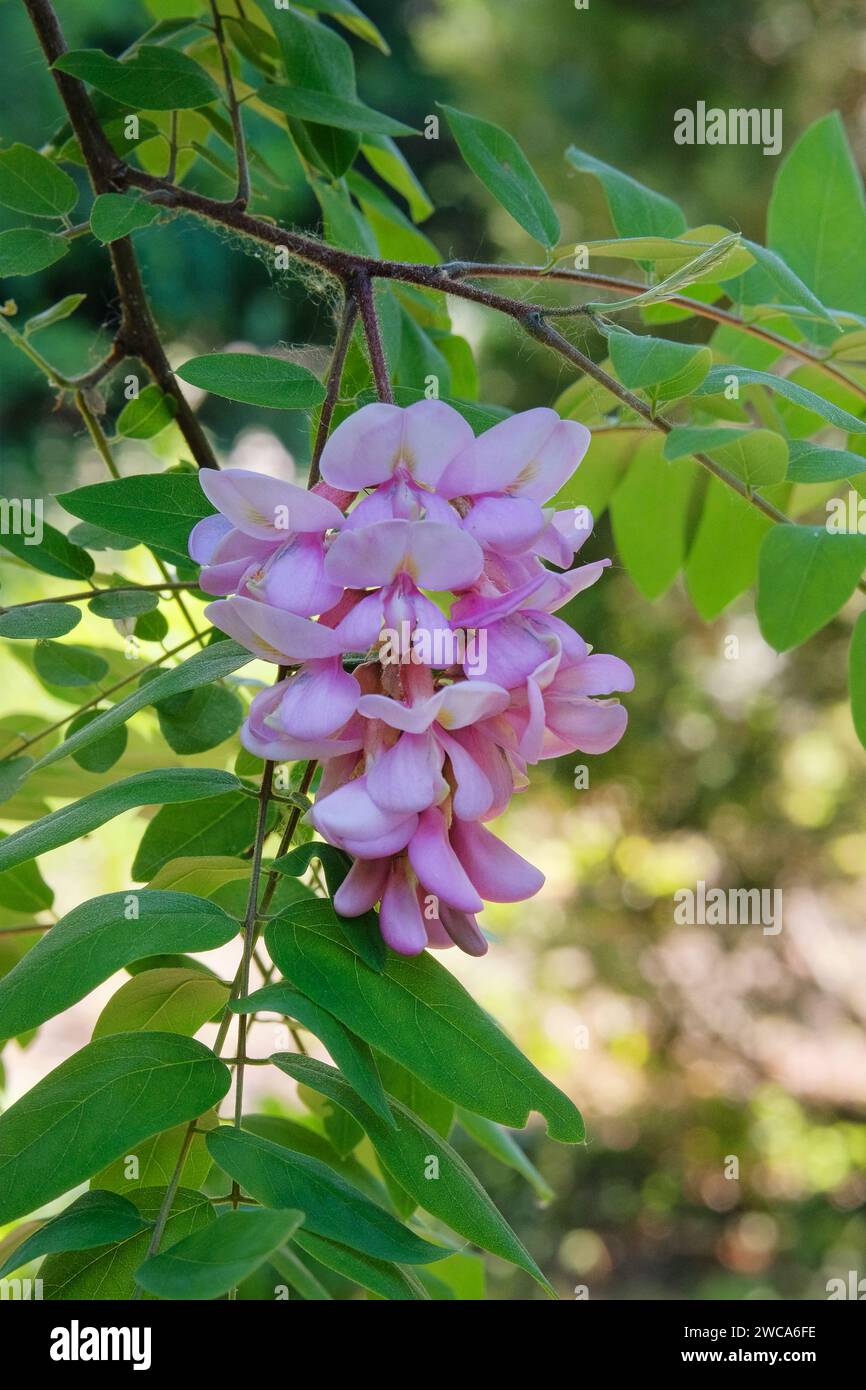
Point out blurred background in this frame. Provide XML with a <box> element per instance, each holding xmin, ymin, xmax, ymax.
<box><xmin>2</xmin><ymin>0</ymin><xmax>866</xmax><ymax>1299</ymax></box>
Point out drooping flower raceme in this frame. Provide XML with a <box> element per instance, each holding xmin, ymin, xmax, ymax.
<box><xmin>191</xmin><ymin>401</ymin><xmax>633</xmax><ymax>957</ymax></box>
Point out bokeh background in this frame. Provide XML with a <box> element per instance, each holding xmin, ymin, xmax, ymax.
<box><xmin>2</xmin><ymin>0</ymin><xmax>866</xmax><ymax>1299</ymax></box>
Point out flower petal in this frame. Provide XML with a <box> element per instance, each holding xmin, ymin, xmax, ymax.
<box><xmin>408</xmin><ymin>806</ymin><xmax>484</xmax><ymax>914</ymax></box>
<box><xmin>367</xmin><ymin>731</ymin><xmax>446</xmax><ymax>814</ymax></box>
<box><xmin>380</xmin><ymin>862</ymin><xmax>428</xmax><ymax>955</ymax></box>
<box><xmin>333</xmin><ymin>856</ymin><xmax>390</xmax><ymax>917</ymax></box>
<box><xmin>449</xmin><ymin>817</ymin><xmax>544</xmax><ymax>902</ymax></box>
<box><xmin>200</xmin><ymin>468</ymin><xmax>343</xmax><ymax>539</ymax></box>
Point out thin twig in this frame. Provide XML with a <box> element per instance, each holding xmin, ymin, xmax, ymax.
<box><xmin>308</xmin><ymin>294</ymin><xmax>359</xmax><ymax>486</ymax></box>
<box><xmin>208</xmin><ymin>0</ymin><xmax>250</xmax><ymax>207</ymax></box>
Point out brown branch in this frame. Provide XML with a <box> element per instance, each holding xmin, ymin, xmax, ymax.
<box><xmin>353</xmin><ymin>271</ymin><xmax>393</xmax><ymax>403</ymax></box>
<box><xmin>208</xmin><ymin>0</ymin><xmax>250</xmax><ymax>207</ymax></box>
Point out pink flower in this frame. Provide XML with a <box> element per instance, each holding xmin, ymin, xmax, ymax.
<box><xmin>193</xmin><ymin>401</ymin><xmax>632</xmax><ymax>957</ymax></box>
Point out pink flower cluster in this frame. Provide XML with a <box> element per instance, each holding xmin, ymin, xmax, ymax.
<box><xmin>190</xmin><ymin>402</ymin><xmax>633</xmax><ymax>956</ymax></box>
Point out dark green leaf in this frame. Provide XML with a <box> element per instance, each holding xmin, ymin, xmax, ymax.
<box><xmin>64</xmin><ymin>709</ymin><xmax>128</xmax><ymax>774</ymax></box>
<box><xmin>175</xmin><ymin>353</ymin><xmax>326</xmax><ymax>409</ymax></box>
<box><xmin>456</xmin><ymin>1109</ymin><xmax>555</xmax><ymax>1203</ymax></box>
<box><xmin>206</xmin><ymin>1125</ymin><xmax>445</xmax><ymax>1265</ymax></box>
<box><xmin>262</xmin><ymin>3</ymin><xmax>359</xmax><ymax>178</ymax></box>
<box><xmin>441</xmin><ymin>103</ymin><xmax>559</xmax><ymax>248</ymax></box>
<box><xmin>0</xmin><ymin>603</ymin><xmax>80</xmax><ymax>639</ymax></box>
<box><xmin>154</xmin><ymin>682</ymin><xmax>243</xmax><ymax>755</ymax></box>
<box><xmin>787</xmin><ymin>440</ymin><xmax>866</xmax><ymax>484</ymax></box>
<box><xmin>0</xmin><ymin>1190</ymin><xmax>149</xmax><ymax>1280</ymax></box>
<box><xmin>271</xmin><ymin>841</ymin><xmax>385</xmax><ymax>971</ymax></box>
<box><xmin>54</xmin><ymin>47</ymin><xmax>219</xmax><ymax>111</ymax></box>
<box><xmin>232</xmin><ymin>982</ymin><xmax>393</xmax><ymax>1125</ymax></box>
<box><xmin>89</xmin><ymin>588</ymin><xmax>159</xmax><ymax>619</ymax></box>
<box><xmin>757</xmin><ymin>525</ymin><xmax>866</xmax><ymax>652</ymax></box>
<box><xmin>259</xmin><ymin>84</ymin><xmax>414</xmax><ymax>136</ymax></box>
<box><xmin>0</xmin><ymin>228</ymin><xmax>68</xmax><ymax>277</ymax></box>
<box><xmin>0</xmin><ymin>835</ymin><xmax>53</xmax><ymax>913</ymax></box>
<box><xmin>0</xmin><ymin>767</ymin><xmax>242</xmax><ymax>876</ymax></box>
<box><xmin>33</xmin><ymin>640</ymin><xmax>108</xmax><ymax>689</ymax></box>
<box><xmin>293</xmin><ymin>1229</ymin><xmax>428</xmax><ymax>1300</ymax></box>
<box><xmin>608</xmin><ymin>331</ymin><xmax>711</xmax><ymax>399</ymax></box>
<box><xmin>132</xmin><ymin>790</ymin><xmax>271</xmax><ymax>882</ymax></box>
<box><xmin>24</xmin><ymin>294</ymin><xmax>86</xmax><ymax>336</ymax></box>
<box><xmin>57</xmin><ymin>472</ymin><xmax>215</xmax><ymax>561</ymax></box>
<box><xmin>266</xmin><ymin>898</ymin><xmax>584</xmax><ymax>1141</ymax></box>
<box><xmin>849</xmin><ymin>612</ymin><xmax>866</xmax><ymax>751</ymax></box>
<box><xmin>696</xmin><ymin>364</ymin><xmax>866</xmax><ymax>433</ymax></box>
<box><xmin>136</xmin><ymin>1206</ymin><xmax>302</xmax><ymax>1300</ymax></box>
<box><xmin>0</xmin><ymin>890</ymin><xmax>238</xmax><ymax>1040</ymax></box>
<box><xmin>0</xmin><ymin>1034</ymin><xmax>231</xmax><ymax>1223</ymax></box>
<box><xmin>0</xmin><ymin>517</ymin><xmax>93</xmax><ymax>580</ymax></box>
<box><xmin>565</xmin><ymin>146</ymin><xmax>686</xmax><ymax>238</ymax></box>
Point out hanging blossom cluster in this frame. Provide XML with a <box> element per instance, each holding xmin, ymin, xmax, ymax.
<box><xmin>190</xmin><ymin>402</ymin><xmax>633</xmax><ymax>957</ymax></box>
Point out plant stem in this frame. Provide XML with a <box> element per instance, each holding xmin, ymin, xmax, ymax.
<box><xmin>208</xmin><ymin>0</ymin><xmax>250</xmax><ymax>207</ymax></box>
<box><xmin>353</xmin><ymin>272</ymin><xmax>393</xmax><ymax>403</ymax></box>
<box><xmin>0</xmin><ymin>581</ymin><xmax>199</xmax><ymax>613</ymax></box>
<box><xmin>308</xmin><ymin>294</ymin><xmax>359</xmax><ymax>486</ymax></box>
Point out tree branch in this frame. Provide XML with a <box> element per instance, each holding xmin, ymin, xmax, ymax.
<box><xmin>353</xmin><ymin>271</ymin><xmax>393</xmax><ymax>403</ymax></box>
<box><xmin>308</xmin><ymin>294</ymin><xmax>359</xmax><ymax>486</ymax></box>
<box><xmin>208</xmin><ymin>0</ymin><xmax>250</xmax><ymax>207</ymax></box>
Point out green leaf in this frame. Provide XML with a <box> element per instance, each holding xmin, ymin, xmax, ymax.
<box><xmin>273</xmin><ymin>1054</ymin><xmax>554</xmax><ymax>1295</ymax></box>
<box><xmin>90</xmin><ymin>192</ymin><xmax>161</xmax><ymax>243</ymax></box>
<box><xmin>756</xmin><ymin>525</ymin><xmax>866</xmax><ymax>652</ymax></box>
<box><xmin>34</xmin><ymin>640</ymin><xmax>252</xmax><ymax>773</ymax></box>
<box><xmin>0</xmin><ymin>143</ymin><xmax>77</xmax><ymax>218</ymax></box>
<box><xmin>768</xmin><ymin>113</ymin><xmax>866</xmax><ymax>320</ymax></box>
<box><xmin>305</xmin><ymin>0</ymin><xmax>390</xmax><ymax>54</ymax></box>
<box><xmin>232</xmin><ymin>983</ymin><xmax>393</xmax><ymax>1125</ymax></box>
<box><xmin>362</xmin><ymin>135</ymin><xmax>432</xmax><ymax>222</ymax></box>
<box><xmin>610</xmin><ymin>438</ymin><xmax>695</xmax><ymax>599</ymax></box>
<box><xmin>154</xmin><ymin>681</ymin><xmax>243</xmax><ymax>755</ymax></box>
<box><xmin>685</xmin><ymin>478</ymin><xmax>772</xmax><ymax>619</ymax></box>
<box><xmin>740</xmin><ymin>240</ymin><xmax>838</xmax><ymax>332</ymax></box>
<box><xmin>259</xmin><ymin>85</ymin><xmax>415</xmax><ymax>136</ymax></box>
<box><xmin>293</xmin><ymin>1229</ymin><xmax>428</xmax><ymax>1300</ymax></box>
<box><xmin>0</xmin><ymin>836</ymin><xmax>53</xmax><ymax>914</ymax></box>
<box><xmin>136</xmin><ymin>1206</ymin><xmax>302</xmax><ymax>1300</ymax></box>
<box><xmin>262</xmin><ymin>3</ymin><xmax>360</xmax><ymax>178</ymax></box>
<box><xmin>57</xmin><ymin>471</ymin><xmax>215</xmax><ymax>562</ymax></box>
<box><xmin>54</xmin><ymin>47</ymin><xmax>219</xmax><ymax>111</ymax></box>
<box><xmin>93</xmin><ymin>967</ymin><xmax>230</xmax><ymax>1040</ymax></box>
<box><xmin>89</xmin><ymin>588</ymin><xmax>160</xmax><ymax>619</ymax></box>
<box><xmin>33</xmin><ymin>640</ymin><xmax>109</xmax><ymax>689</ymax></box>
<box><xmin>0</xmin><ymin>517</ymin><xmax>93</xmax><ymax>580</ymax></box>
<box><xmin>0</xmin><ymin>1190</ymin><xmax>149</xmax><ymax>1281</ymax></box>
<box><xmin>64</xmin><ymin>709</ymin><xmax>128</xmax><ymax>774</ymax></box>
<box><xmin>268</xmin><ymin>1243</ymin><xmax>332</xmax><ymax>1300</ymax></box>
<box><xmin>146</xmin><ymin>854</ymin><xmax>251</xmax><ymax>898</ymax></box>
<box><xmin>565</xmin><ymin>146</ymin><xmax>686</xmax><ymax>238</ymax></box>
<box><xmin>0</xmin><ymin>602</ymin><xmax>81</xmax><ymax>639</ymax></box>
<box><xmin>92</xmin><ymin>1117</ymin><xmax>217</xmax><ymax>1196</ymax></box>
<box><xmin>440</xmin><ymin>104</ymin><xmax>559</xmax><ymax>248</ymax></box>
<box><xmin>608</xmin><ymin>331</ymin><xmax>711</xmax><ymax>401</ymax></box>
<box><xmin>787</xmin><ymin>441</ymin><xmax>866</xmax><ymax>484</ymax></box>
<box><xmin>265</xmin><ymin>898</ymin><xmax>584</xmax><ymax>1142</ymax></box>
<box><xmin>40</xmin><ymin>1188</ymin><xmax>214</xmax><ymax>1300</ymax></box>
<box><xmin>695</xmin><ymin>364</ymin><xmax>866</xmax><ymax>433</ymax></box>
<box><xmin>0</xmin><ymin>1034</ymin><xmax>231</xmax><ymax>1224</ymax></box>
<box><xmin>849</xmin><ymin>612</ymin><xmax>866</xmax><ymax>751</ymax></box>
<box><xmin>0</xmin><ymin>767</ymin><xmax>242</xmax><ymax>876</ymax></box>
<box><xmin>0</xmin><ymin>228</ymin><xmax>69</xmax><ymax>277</ymax></box>
<box><xmin>175</xmin><ymin>352</ymin><xmax>326</xmax><ymax>410</ymax></box>
<box><xmin>132</xmin><ymin>789</ymin><xmax>271</xmax><ymax>881</ymax></box>
<box><xmin>24</xmin><ymin>294</ymin><xmax>86</xmax><ymax>336</ymax></box>
<box><xmin>206</xmin><ymin>1126</ymin><xmax>445</xmax><ymax>1265</ymax></box>
<box><xmin>271</xmin><ymin>841</ymin><xmax>385</xmax><ymax>971</ymax></box>
<box><xmin>0</xmin><ymin>890</ymin><xmax>237</xmax><ymax>1041</ymax></box>
<box><xmin>116</xmin><ymin>384</ymin><xmax>177</xmax><ymax>439</ymax></box>
<box><xmin>664</xmin><ymin>425</ymin><xmax>788</xmax><ymax>488</ymax></box>
<box><xmin>456</xmin><ymin>1109</ymin><xmax>555</xmax><ymax>1203</ymax></box>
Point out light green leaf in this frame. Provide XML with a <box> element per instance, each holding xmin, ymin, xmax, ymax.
<box><xmin>33</xmin><ymin>641</ymin><xmax>252</xmax><ymax>774</ymax></box>
<box><xmin>0</xmin><ymin>1190</ymin><xmax>149</xmax><ymax>1280</ymax></box>
<box><xmin>685</xmin><ymin>478</ymin><xmax>772</xmax><ymax>619</ymax></box>
<box><xmin>0</xmin><ymin>602</ymin><xmax>81</xmax><ymax>639</ymax></box>
<box><xmin>441</xmin><ymin>103</ymin><xmax>559</xmax><ymax>248</ymax></box>
<box><xmin>565</xmin><ymin>146</ymin><xmax>686</xmax><ymax>238</ymax></box>
<box><xmin>57</xmin><ymin>471</ymin><xmax>216</xmax><ymax>559</ymax></box>
<box><xmin>740</xmin><ymin>241</ymin><xmax>838</xmax><ymax>331</ymax></box>
<box><xmin>0</xmin><ymin>768</ymin><xmax>242</xmax><ymax>876</ymax></box>
<box><xmin>0</xmin><ymin>835</ymin><xmax>53</xmax><ymax>914</ymax></box>
<box><xmin>136</xmin><ymin>1206</ymin><xmax>303</xmax><ymax>1300</ymax></box>
<box><xmin>608</xmin><ymin>331</ymin><xmax>712</xmax><ymax>400</ymax></box>
<box><xmin>362</xmin><ymin>135</ymin><xmax>432</xmax><ymax>222</ymax></box>
<box><xmin>0</xmin><ymin>890</ymin><xmax>237</xmax><ymax>1041</ymax></box>
<box><xmin>40</xmin><ymin>1188</ymin><xmax>214</xmax><ymax>1300</ymax></box>
<box><xmin>94</xmin><ymin>967</ymin><xmax>230</xmax><ymax>1040</ymax></box>
<box><xmin>695</xmin><ymin>364</ymin><xmax>866</xmax><ymax>433</ymax></box>
<box><xmin>154</xmin><ymin>681</ymin><xmax>244</xmax><ymax>755</ymax></box>
<box><xmin>24</xmin><ymin>294</ymin><xmax>86</xmax><ymax>336</ymax></box>
<box><xmin>768</xmin><ymin>113</ymin><xmax>866</xmax><ymax>320</ymax></box>
<box><xmin>92</xmin><ymin>1116</ymin><xmax>217</xmax><ymax>1196</ymax></box>
<box><xmin>610</xmin><ymin>437</ymin><xmax>695</xmax><ymax>598</ymax></box>
<box><xmin>273</xmin><ymin>1054</ymin><xmax>554</xmax><ymax>1296</ymax></box>
<box><xmin>849</xmin><ymin>612</ymin><xmax>866</xmax><ymax>751</ymax></box>
<box><xmin>664</xmin><ymin>425</ymin><xmax>788</xmax><ymax>488</ymax></box>
<box><xmin>756</xmin><ymin>525</ymin><xmax>866</xmax><ymax>652</ymax></box>
<box><xmin>305</xmin><ymin>0</ymin><xmax>390</xmax><ymax>54</ymax></box>
<box><xmin>0</xmin><ymin>228</ymin><xmax>69</xmax><ymax>277</ymax></box>
<box><xmin>265</xmin><ymin>898</ymin><xmax>584</xmax><ymax>1142</ymax></box>
<box><xmin>0</xmin><ymin>1034</ymin><xmax>231</xmax><ymax>1223</ymax></box>
<box><xmin>231</xmin><ymin>983</ymin><xmax>393</xmax><ymax>1125</ymax></box>
<box><xmin>175</xmin><ymin>352</ymin><xmax>326</xmax><ymax>409</ymax></box>
<box><xmin>54</xmin><ymin>47</ymin><xmax>219</xmax><ymax>110</ymax></box>
<box><xmin>116</xmin><ymin>384</ymin><xmax>177</xmax><ymax>439</ymax></box>
<box><xmin>0</xmin><ymin>143</ymin><xmax>77</xmax><ymax>218</ymax></box>
<box><xmin>259</xmin><ymin>85</ymin><xmax>415</xmax><ymax>136</ymax></box>
<box><xmin>206</xmin><ymin>1126</ymin><xmax>445</xmax><ymax>1264</ymax></box>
